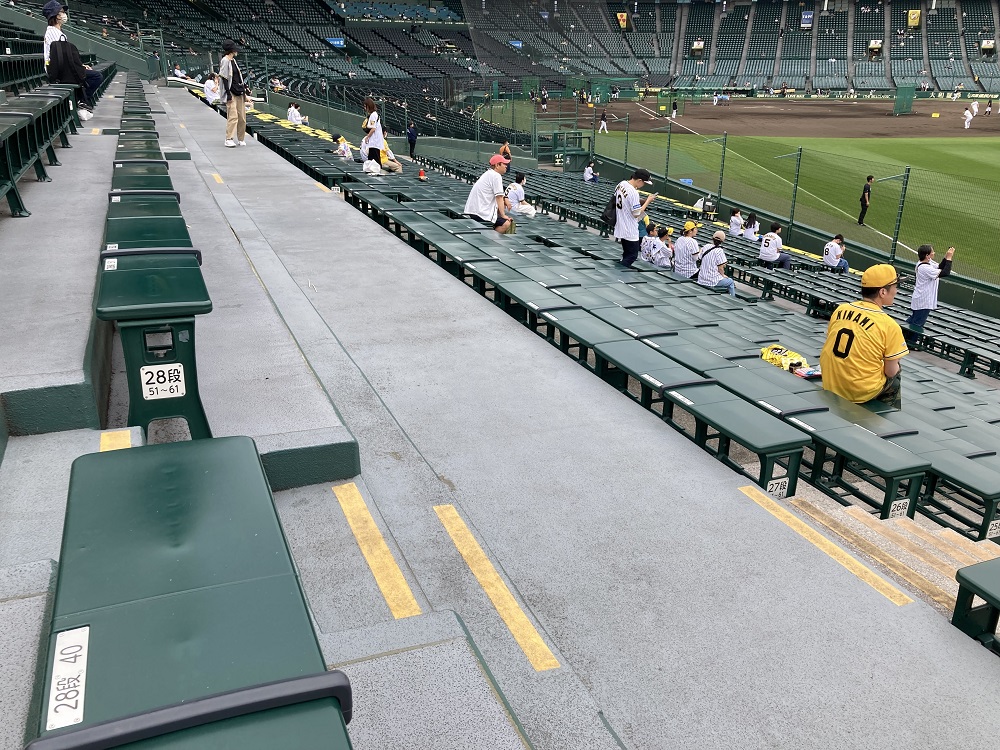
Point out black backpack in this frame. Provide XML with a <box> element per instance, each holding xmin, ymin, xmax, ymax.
<box><xmin>600</xmin><ymin>192</ymin><xmax>617</xmax><ymax>229</ymax></box>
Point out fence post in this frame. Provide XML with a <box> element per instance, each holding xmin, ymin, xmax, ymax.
<box><xmin>476</xmin><ymin>116</ymin><xmax>481</xmax><ymax>162</ymax></box>
<box><xmin>664</xmin><ymin>119</ymin><xmax>671</xmax><ymax>181</ymax></box>
<box><xmin>623</xmin><ymin>114</ymin><xmax>630</xmax><ymax>166</ymax></box>
<box><xmin>788</xmin><ymin>147</ymin><xmax>802</xmax><ymax>242</ymax></box>
<box><xmin>717</xmin><ymin>132</ymin><xmax>727</xmax><ymax>201</ymax></box>
<box><xmin>590</xmin><ymin>103</ymin><xmax>597</xmax><ymax>158</ymax></box>
<box><xmin>890</xmin><ymin>166</ymin><xmax>911</xmax><ymax>262</ymax></box>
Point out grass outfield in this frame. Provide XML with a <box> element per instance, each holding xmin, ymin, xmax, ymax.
<box><xmin>594</xmin><ymin>132</ymin><xmax>1000</xmax><ymax>282</ymax></box>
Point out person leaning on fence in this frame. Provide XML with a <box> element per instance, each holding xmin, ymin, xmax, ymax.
<box><xmin>904</xmin><ymin>244</ymin><xmax>955</xmax><ymax>341</ymax></box>
<box><xmin>820</xmin><ymin>264</ymin><xmax>908</xmax><ymax>408</ymax></box>
<box><xmin>698</xmin><ymin>231</ymin><xmax>736</xmax><ymax>296</ymax></box>
<box><xmin>672</xmin><ymin>221</ymin><xmax>702</xmax><ymax>279</ymax></box>
<box><xmin>822</xmin><ymin>234</ymin><xmax>849</xmax><ymax>273</ymax></box>
<box><xmin>464</xmin><ymin>154</ymin><xmax>513</xmax><ymax>233</ymax></box>
<box><xmin>759</xmin><ymin>222</ymin><xmax>791</xmax><ymax>269</ymax></box>
<box><xmin>614</xmin><ymin>169</ymin><xmax>657</xmax><ymax>267</ymax></box>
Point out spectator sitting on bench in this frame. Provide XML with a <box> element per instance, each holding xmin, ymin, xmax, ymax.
<box><xmin>506</xmin><ymin>172</ymin><xmax>536</xmax><ymax>218</ymax></box>
<box><xmin>360</xmin><ymin>135</ymin><xmax>403</xmax><ymax>173</ymax></box>
<box><xmin>759</xmin><ymin>222</ymin><xmax>792</xmax><ymax>269</ymax></box>
<box><xmin>44</xmin><ymin>1</ymin><xmax>101</xmax><ymax>116</ymax></box>
<box><xmin>172</xmin><ymin>62</ymin><xmax>192</xmax><ymax>79</ymax></box>
<box><xmin>583</xmin><ymin>161</ymin><xmax>599</xmax><ymax>183</ymax></box>
<box><xmin>698</xmin><ymin>230</ymin><xmax>736</xmax><ymax>296</ymax></box>
<box><xmin>286</xmin><ymin>101</ymin><xmax>309</xmax><ymax>125</ymax></box>
<box><xmin>203</xmin><ymin>73</ymin><xmax>220</xmax><ymax>105</ymax></box>
<box><xmin>820</xmin><ymin>264</ymin><xmax>908</xmax><ymax>408</ymax></box>
<box><xmin>464</xmin><ymin>154</ymin><xmax>513</xmax><ymax>233</ymax></box>
<box><xmin>742</xmin><ymin>211</ymin><xmax>760</xmax><ymax>241</ymax></box>
<box><xmin>729</xmin><ymin>207</ymin><xmax>743</xmax><ymax>236</ymax></box>
<box><xmin>640</xmin><ymin>224</ymin><xmax>673</xmax><ymax>268</ymax></box>
<box><xmin>672</xmin><ymin>220</ymin><xmax>702</xmax><ymax>279</ymax></box>
<box><xmin>822</xmin><ymin>233</ymin><xmax>849</xmax><ymax>273</ymax></box>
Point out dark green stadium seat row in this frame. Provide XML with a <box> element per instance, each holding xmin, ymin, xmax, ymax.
<box><xmin>27</xmin><ymin>74</ymin><xmax>355</xmax><ymax>749</ymax></box>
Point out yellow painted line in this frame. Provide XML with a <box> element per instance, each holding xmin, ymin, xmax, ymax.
<box><xmin>90</xmin><ymin>128</ymin><xmax>101</xmax><ymax>135</ymax></box>
<box><xmin>739</xmin><ymin>486</ymin><xmax>913</xmax><ymax>606</ymax></box>
<box><xmin>315</xmin><ymin>182</ymin><xmax>331</xmax><ymax>192</ymax></box>
<box><xmin>99</xmin><ymin>430</ymin><xmax>132</xmax><ymax>452</ymax></box>
<box><xmin>212</xmin><ymin>173</ymin><xmax>224</xmax><ymax>184</ymax></box>
<box><xmin>333</xmin><ymin>483</ymin><xmax>422</xmax><ymax>619</ymax></box>
<box><xmin>434</xmin><ymin>504</ymin><xmax>560</xmax><ymax>671</ymax></box>
<box><xmin>178</xmin><ymin>123</ymin><xmax>186</xmax><ymax>128</ymax></box>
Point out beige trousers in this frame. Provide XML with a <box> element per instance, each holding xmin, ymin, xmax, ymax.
<box><xmin>226</xmin><ymin>96</ymin><xmax>246</xmax><ymax>141</ymax></box>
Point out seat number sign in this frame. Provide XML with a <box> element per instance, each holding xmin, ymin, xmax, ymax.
<box><xmin>46</xmin><ymin>627</ymin><xmax>89</xmax><ymax>730</ymax></box>
<box><xmin>139</xmin><ymin>363</ymin><xmax>186</xmax><ymax>400</ymax></box>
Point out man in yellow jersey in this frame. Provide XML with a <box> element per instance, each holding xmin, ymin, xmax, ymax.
<box><xmin>820</xmin><ymin>264</ymin><xmax>908</xmax><ymax>408</ymax></box>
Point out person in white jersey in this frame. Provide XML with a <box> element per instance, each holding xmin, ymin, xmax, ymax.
<box><xmin>505</xmin><ymin>172</ymin><xmax>536</xmax><ymax>218</ymax></box>
<box><xmin>822</xmin><ymin>234</ymin><xmax>849</xmax><ymax>273</ymax></box>
<box><xmin>963</xmin><ymin>107</ymin><xmax>973</xmax><ymax>129</ymax></box>
<box><xmin>614</xmin><ymin>169</ymin><xmax>658</xmax><ymax>267</ymax></box>
<box><xmin>728</xmin><ymin>208</ymin><xmax>743</xmax><ymax>236</ymax></box>
<box><xmin>672</xmin><ymin>221</ymin><xmax>702</xmax><ymax>278</ymax></box>
<box><xmin>698</xmin><ymin>231</ymin><xmax>735</xmax><ymax>295</ymax></box>
<box><xmin>759</xmin><ymin>222</ymin><xmax>791</xmax><ymax>269</ymax></box>
<box><xmin>904</xmin><ymin>244</ymin><xmax>955</xmax><ymax>338</ymax></box>
<box><xmin>583</xmin><ymin>161</ymin><xmax>599</xmax><ymax>183</ymax></box>
<box><xmin>464</xmin><ymin>154</ymin><xmax>512</xmax><ymax>233</ymax></box>
<box><xmin>640</xmin><ymin>225</ymin><xmax>673</xmax><ymax>267</ymax></box>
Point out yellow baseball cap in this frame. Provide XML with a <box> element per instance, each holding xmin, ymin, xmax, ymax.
<box><xmin>861</xmin><ymin>264</ymin><xmax>898</xmax><ymax>288</ymax></box>
<box><xmin>683</xmin><ymin>221</ymin><xmax>702</xmax><ymax>232</ymax></box>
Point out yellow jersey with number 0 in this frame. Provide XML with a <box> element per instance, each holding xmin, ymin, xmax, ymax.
<box><xmin>820</xmin><ymin>300</ymin><xmax>908</xmax><ymax>403</ymax></box>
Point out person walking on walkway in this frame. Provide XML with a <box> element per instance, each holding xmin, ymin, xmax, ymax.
<box><xmin>820</xmin><ymin>264</ymin><xmax>908</xmax><ymax>408</ymax></box>
<box><xmin>858</xmin><ymin>174</ymin><xmax>873</xmax><ymax>225</ymax></box>
<box><xmin>219</xmin><ymin>39</ymin><xmax>247</xmax><ymax>147</ymax></box>
<box><xmin>904</xmin><ymin>244</ymin><xmax>955</xmax><ymax>339</ymax></box>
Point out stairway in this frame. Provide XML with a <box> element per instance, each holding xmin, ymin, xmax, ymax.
<box><xmin>790</xmin><ymin>494</ymin><xmax>1000</xmax><ymax>614</ymax></box>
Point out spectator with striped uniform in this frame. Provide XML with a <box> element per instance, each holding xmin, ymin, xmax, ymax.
<box><xmin>904</xmin><ymin>244</ymin><xmax>955</xmax><ymax>338</ymax></box>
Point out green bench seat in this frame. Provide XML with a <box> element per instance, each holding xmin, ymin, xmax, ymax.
<box><xmin>953</xmin><ymin>558</ymin><xmax>1000</xmax><ymax>655</ymax></box>
<box><xmin>111</xmin><ymin>160</ymin><xmax>173</xmax><ymax>192</ymax></box>
<box><xmin>28</xmin><ymin>437</ymin><xmax>353</xmax><ymax>749</ymax></box>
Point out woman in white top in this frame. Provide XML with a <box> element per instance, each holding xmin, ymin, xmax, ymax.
<box><xmin>286</xmin><ymin>102</ymin><xmax>308</xmax><ymax>125</ymax></box>
<box><xmin>728</xmin><ymin>208</ymin><xmax>743</xmax><ymax>236</ymax></box>
<box><xmin>43</xmin><ymin>4</ymin><xmax>68</xmax><ymax>68</ymax></box>
<box><xmin>362</xmin><ymin>96</ymin><xmax>385</xmax><ymax>166</ymax></box>
<box><xmin>203</xmin><ymin>74</ymin><xmax>221</xmax><ymax>104</ymax></box>
<box><xmin>742</xmin><ymin>211</ymin><xmax>760</xmax><ymax>241</ymax></box>
<box><xmin>583</xmin><ymin>161</ymin><xmax>599</xmax><ymax>183</ymax></box>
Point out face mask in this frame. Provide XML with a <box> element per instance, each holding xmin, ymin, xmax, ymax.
<box><xmin>58</xmin><ymin>12</ymin><xmax>68</xmax><ymax>22</ymax></box>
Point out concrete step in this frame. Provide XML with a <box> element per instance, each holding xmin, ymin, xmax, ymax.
<box><xmin>790</xmin><ymin>496</ymin><xmax>956</xmax><ymax>611</ymax></box>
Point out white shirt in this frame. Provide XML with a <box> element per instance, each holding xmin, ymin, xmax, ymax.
<box><xmin>506</xmin><ymin>182</ymin><xmax>525</xmax><ymax>210</ymax></box>
<box><xmin>44</xmin><ymin>26</ymin><xmax>67</xmax><ymax>66</ymax></box>
<box><xmin>964</xmin><ymin>110</ymin><xmax>974</xmax><ymax>123</ymax></box>
<box><xmin>613</xmin><ymin>181</ymin><xmax>642</xmax><ymax>241</ymax></box>
<box><xmin>822</xmin><ymin>240</ymin><xmax>843</xmax><ymax>266</ymax></box>
<box><xmin>464</xmin><ymin>169</ymin><xmax>504</xmax><ymax>222</ymax></box>
<box><xmin>203</xmin><ymin>79</ymin><xmax>220</xmax><ymax>103</ymax></box>
<box><xmin>363</xmin><ymin>111</ymin><xmax>385</xmax><ymax>150</ymax></box>
<box><xmin>583</xmin><ymin>166</ymin><xmax>595</xmax><ymax>181</ymax></box>
<box><xmin>759</xmin><ymin>232</ymin><xmax>782</xmax><ymax>261</ymax></box>
<box><xmin>698</xmin><ymin>245</ymin><xmax>727</xmax><ymax>287</ymax></box>
<box><xmin>287</xmin><ymin>106</ymin><xmax>303</xmax><ymax>124</ymax></box>
<box><xmin>742</xmin><ymin>221</ymin><xmax>759</xmax><ymax>241</ymax></box>
<box><xmin>729</xmin><ymin>215</ymin><xmax>743</xmax><ymax>236</ymax></box>
<box><xmin>640</xmin><ymin>236</ymin><xmax>671</xmax><ymax>267</ymax></box>
<box><xmin>672</xmin><ymin>235</ymin><xmax>701</xmax><ymax>277</ymax></box>
<box><xmin>911</xmin><ymin>260</ymin><xmax>944</xmax><ymax>311</ymax></box>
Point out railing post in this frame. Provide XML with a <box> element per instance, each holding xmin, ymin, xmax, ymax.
<box><xmin>788</xmin><ymin>147</ymin><xmax>802</xmax><ymax>242</ymax></box>
<box><xmin>717</xmin><ymin>131</ymin><xmax>727</xmax><ymax>202</ymax></box>
<box><xmin>623</xmin><ymin>114</ymin><xmax>630</xmax><ymax>166</ymax></box>
<box><xmin>664</xmin><ymin>119</ymin><xmax>671</xmax><ymax>181</ymax></box>
<box><xmin>890</xmin><ymin>166</ymin><xmax>911</xmax><ymax>262</ymax></box>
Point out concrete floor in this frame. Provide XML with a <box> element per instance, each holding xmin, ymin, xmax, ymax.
<box><xmin>4</xmin><ymin>82</ymin><xmax>1000</xmax><ymax>750</ymax></box>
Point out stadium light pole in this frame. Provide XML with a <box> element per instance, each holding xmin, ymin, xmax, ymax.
<box><xmin>774</xmin><ymin>148</ymin><xmax>803</xmax><ymax>242</ymax></box>
<box><xmin>877</xmin><ymin>168</ymin><xmax>911</xmax><ymax>262</ymax></box>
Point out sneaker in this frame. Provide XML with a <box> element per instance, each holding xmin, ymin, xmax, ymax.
<box><xmin>238</xmin><ymin>140</ymin><xmax>247</xmax><ymax>146</ymax></box>
<box><xmin>225</xmin><ymin>139</ymin><xmax>237</xmax><ymax>148</ymax></box>
<box><xmin>78</xmin><ymin>109</ymin><xmax>93</xmax><ymax>121</ymax></box>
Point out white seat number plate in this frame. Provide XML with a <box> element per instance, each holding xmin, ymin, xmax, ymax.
<box><xmin>46</xmin><ymin>627</ymin><xmax>89</xmax><ymax>730</ymax></box>
<box><xmin>139</xmin><ymin>363</ymin><xmax>186</xmax><ymax>400</ymax></box>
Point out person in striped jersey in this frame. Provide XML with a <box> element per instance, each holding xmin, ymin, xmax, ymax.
<box><xmin>904</xmin><ymin>244</ymin><xmax>955</xmax><ymax>338</ymax></box>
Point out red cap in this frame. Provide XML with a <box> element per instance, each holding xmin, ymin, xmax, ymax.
<box><xmin>489</xmin><ymin>154</ymin><xmax>511</xmax><ymax>166</ymax></box>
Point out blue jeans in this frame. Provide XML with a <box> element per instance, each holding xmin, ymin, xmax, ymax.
<box><xmin>586</xmin><ymin>176</ymin><xmax>599</xmax><ymax>183</ymax></box>
<box><xmin>905</xmin><ymin>308</ymin><xmax>931</xmax><ymax>330</ymax></box>
<box><xmin>833</xmin><ymin>258</ymin><xmax>849</xmax><ymax>273</ymax></box>
<box><xmin>715</xmin><ymin>278</ymin><xmax>736</xmax><ymax>296</ymax></box>
<box><xmin>84</xmin><ymin>69</ymin><xmax>102</xmax><ymax>107</ymax></box>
